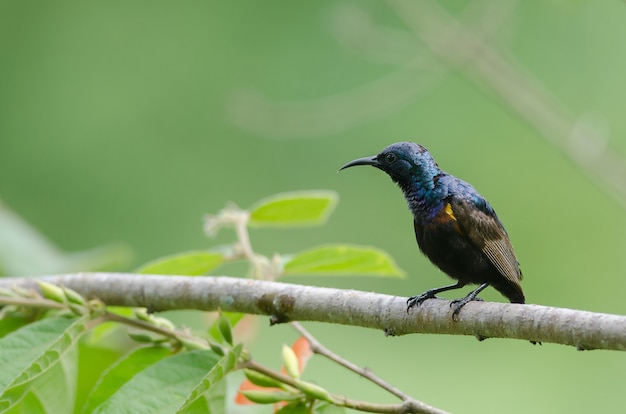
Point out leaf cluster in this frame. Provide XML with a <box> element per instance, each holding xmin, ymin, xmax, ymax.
<box><xmin>0</xmin><ymin>191</ymin><xmax>411</xmax><ymax>414</ymax></box>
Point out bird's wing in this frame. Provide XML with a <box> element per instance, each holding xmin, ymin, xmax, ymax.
<box><xmin>448</xmin><ymin>196</ymin><xmax>523</xmax><ymax>286</ymax></box>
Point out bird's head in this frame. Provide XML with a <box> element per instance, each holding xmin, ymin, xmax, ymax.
<box><xmin>339</xmin><ymin>142</ymin><xmax>440</xmax><ymax>187</ymax></box>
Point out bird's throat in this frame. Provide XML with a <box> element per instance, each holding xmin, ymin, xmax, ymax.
<box><xmin>396</xmin><ymin>174</ymin><xmax>444</xmax><ymax>221</ymax></box>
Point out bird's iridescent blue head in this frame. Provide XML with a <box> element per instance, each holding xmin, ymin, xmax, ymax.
<box><xmin>339</xmin><ymin>142</ymin><xmax>440</xmax><ymax>190</ymax></box>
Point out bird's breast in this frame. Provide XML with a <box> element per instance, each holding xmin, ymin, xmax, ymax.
<box><xmin>413</xmin><ymin>216</ymin><xmax>490</xmax><ymax>284</ymax></box>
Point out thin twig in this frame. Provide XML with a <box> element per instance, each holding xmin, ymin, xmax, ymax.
<box><xmin>242</xmin><ymin>359</ymin><xmax>448</xmax><ymax>414</ymax></box>
<box><xmin>84</xmin><ymin>310</ymin><xmax>210</xmax><ymax>352</ymax></box>
<box><xmin>233</xmin><ymin>210</ymin><xmax>255</xmax><ymax>264</ymax></box>
<box><xmin>101</xmin><ymin>312</ymin><xmax>180</xmax><ymax>341</ymax></box>
<box><xmin>231</xmin><ymin>209</ymin><xmax>276</xmax><ymax>280</ymax></box>
<box><xmin>291</xmin><ymin>322</ymin><xmax>412</xmax><ymax>401</ymax></box>
<box><xmin>0</xmin><ymin>296</ymin><xmax>66</xmax><ymax>310</ymax></box>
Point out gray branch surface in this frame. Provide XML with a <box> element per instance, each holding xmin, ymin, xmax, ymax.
<box><xmin>2</xmin><ymin>273</ymin><xmax>625</xmax><ymax>351</ymax></box>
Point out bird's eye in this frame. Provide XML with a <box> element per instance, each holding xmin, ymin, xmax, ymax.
<box><xmin>384</xmin><ymin>153</ymin><xmax>397</xmax><ymax>163</ymax></box>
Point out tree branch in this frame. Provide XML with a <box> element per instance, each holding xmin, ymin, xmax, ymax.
<box><xmin>2</xmin><ymin>273</ymin><xmax>625</xmax><ymax>351</ymax></box>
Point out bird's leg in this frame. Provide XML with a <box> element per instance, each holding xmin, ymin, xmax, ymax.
<box><xmin>450</xmin><ymin>282</ymin><xmax>489</xmax><ymax>321</ymax></box>
<box><xmin>406</xmin><ymin>281</ymin><xmax>467</xmax><ymax>313</ymax></box>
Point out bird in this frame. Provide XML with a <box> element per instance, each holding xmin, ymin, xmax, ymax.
<box><xmin>340</xmin><ymin>142</ymin><xmax>525</xmax><ymax>320</ymax></box>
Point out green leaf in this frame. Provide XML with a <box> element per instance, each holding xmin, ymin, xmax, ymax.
<box><xmin>314</xmin><ymin>402</ymin><xmax>347</xmax><ymax>414</ymax></box>
<box><xmin>81</xmin><ymin>346</ymin><xmax>171</xmax><ymax>414</ymax></box>
<box><xmin>282</xmin><ymin>344</ymin><xmax>300</xmax><ymax>379</ymax></box>
<box><xmin>137</xmin><ymin>251</ymin><xmax>225</xmax><ymax>275</ymax></box>
<box><xmin>208</xmin><ymin>312</ymin><xmax>244</xmax><ymax>342</ymax></box>
<box><xmin>244</xmin><ymin>369</ymin><xmax>284</xmax><ymax>389</ymax></box>
<box><xmin>216</xmin><ymin>312</ymin><xmax>233</xmax><ymax>346</ymax></box>
<box><xmin>208</xmin><ymin>343</ymin><xmax>225</xmax><ymax>356</ymax></box>
<box><xmin>37</xmin><ymin>281</ymin><xmax>66</xmax><ymax>304</ymax></box>
<box><xmin>249</xmin><ymin>191</ymin><xmax>338</xmax><ymax>227</ymax></box>
<box><xmin>7</xmin><ymin>341</ymin><xmax>79</xmax><ymax>414</ymax></box>
<box><xmin>4</xmin><ymin>391</ymin><xmax>45</xmax><ymax>414</ymax></box>
<box><xmin>240</xmin><ymin>390</ymin><xmax>301</xmax><ymax>404</ymax></box>
<box><xmin>294</xmin><ymin>380</ymin><xmax>331</xmax><ymax>402</ymax></box>
<box><xmin>0</xmin><ymin>316</ymin><xmax>86</xmax><ymax>411</ymax></box>
<box><xmin>206</xmin><ymin>380</ymin><xmax>227</xmax><ymax>414</ymax></box>
<box><xmin>179</xmin><ymin>379</ymin><xmax>226</xmax><ymax>414</ymax></box>
<box><xmin>0</xmin><ymin>316</ymin><xmax>31</xmax><ymax>340</ymax></box>
<box><xmin>62</xmin><ymin>286</ymin><xmax>87</xmax><ymax>306</ymax></box>
<box><xmin>283</xmin><ymin>245</ymin><xmax>405</xmax><ymax>277</ymax></box>
<box><xmin>92</xmin><ymin>346</ymin><xmax>241</xmax><ymax>414</ymax></box>
<box><xmin>276</xmin><ymin>402</ymin><xmax>310</xmax><ymax>414</ymax></box>
<box><xmin>176</xmin><ymin>344</ymin><xmax>242</xmax><ymax>413</ymax></box>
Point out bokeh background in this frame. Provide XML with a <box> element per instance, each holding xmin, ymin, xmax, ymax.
<box><xmin>2</xmin><ymin>1</ymin><xmax>626</xmax><ymax>413</ymax></box>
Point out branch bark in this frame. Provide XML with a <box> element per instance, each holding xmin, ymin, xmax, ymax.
<box><xmin>2</xmin><ymin>273</ymin><xmax>625</xmax><ymax>351</ymax></box>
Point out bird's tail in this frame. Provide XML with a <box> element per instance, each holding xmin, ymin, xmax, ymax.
<box><xmin>493</xmin><ymin>281</ymin><xmax>525</xmax><ymax>304</ymax></box>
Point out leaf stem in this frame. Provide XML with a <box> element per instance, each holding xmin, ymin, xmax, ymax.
<box><xmin>232</xmin><ymin>209</ymin><xmax>275</xmax><ymax>280</ymax></box>
<box><xmin>0</xmin><ymin>296</ymin><xmax>66</xmax><ymax>310</ymax></box>
<box><xmin>233</xmin><ymin>210</ymin><xmax>255</xmax><ymax>264</ymax></box>
<box><xmin>88</xmin><ymin>311</ymin><xmax>208</xmax><ymax>350</ymax></box>
<box><xmin>291</xmin><ymin>322</ymin><xmax>438</xmax><ymax>412</ymax></box>
<box><xmin>242</xmin><ymin>358</ymin><xmax>449</xmax><ymax>414</ymax></box>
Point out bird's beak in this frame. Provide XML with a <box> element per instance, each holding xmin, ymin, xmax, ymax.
<box><xmin>338</xmin><ymin>156</ymin><xmax>379</xmax><ymax>171</ymax></box>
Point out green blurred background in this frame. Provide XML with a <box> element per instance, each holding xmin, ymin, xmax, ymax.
<box><xmin>1</xmin><ymin>1</ymin><xmax>626</xmax><ymax>413</ymax></box>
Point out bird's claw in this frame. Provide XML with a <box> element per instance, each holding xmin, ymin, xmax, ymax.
<box><xmin>406</xmin><ymin>291</ymin><xmax>438</xmax><ymax>313</ymax></box>
<box><xmin>449</xmin><ymin>296</ymin><xmax>483</xmax><ymax>321</ymax></box>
